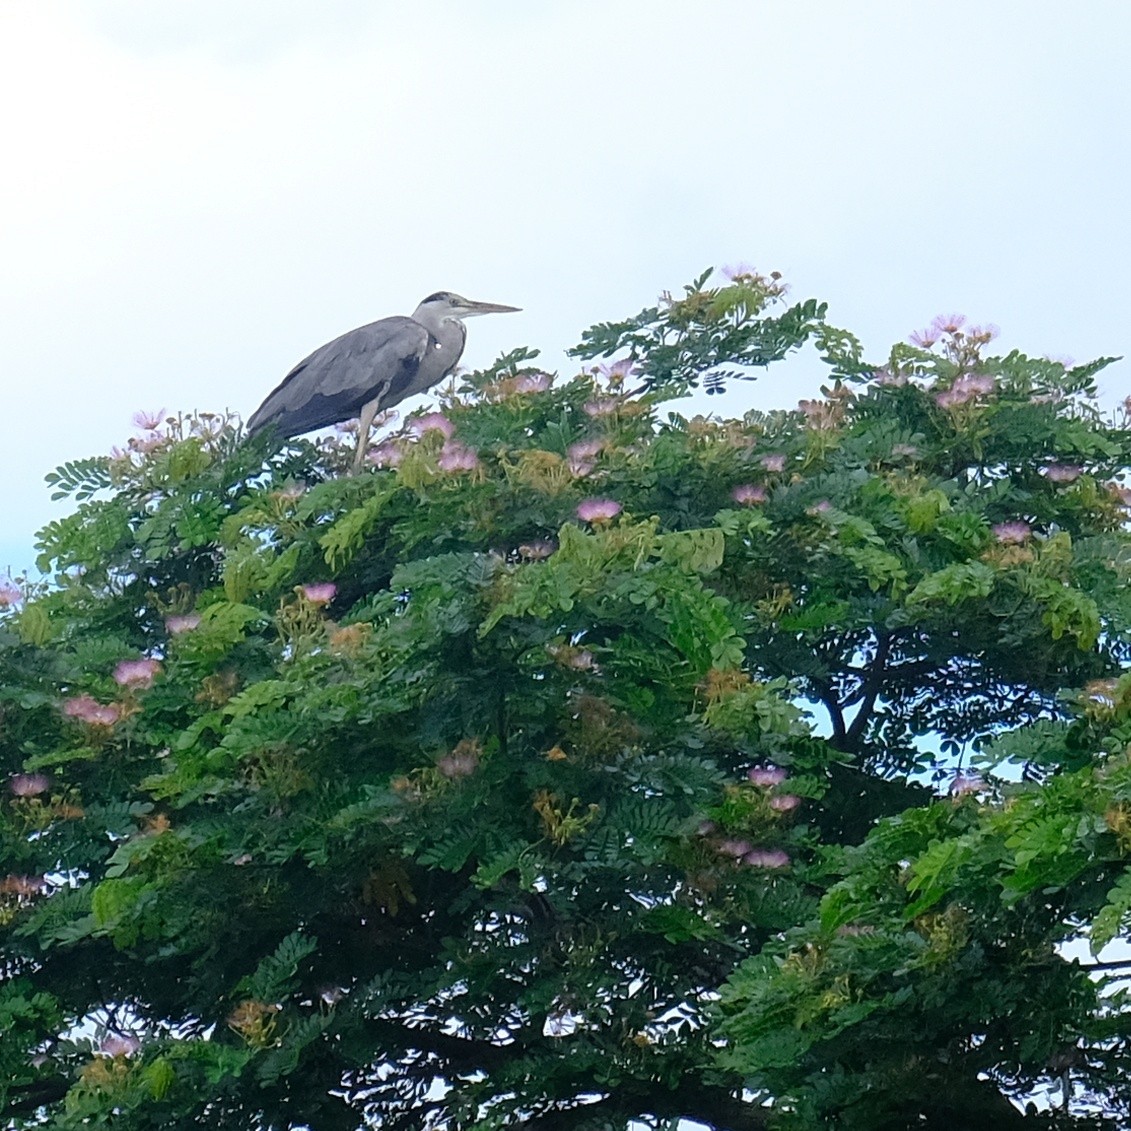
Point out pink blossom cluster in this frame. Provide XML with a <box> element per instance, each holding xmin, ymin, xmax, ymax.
<box><xmin>992</xmin><ymin>520</ymin><xmax>1031</xmax><ymax>545</ymax></box>
<box><xmin>114</xmin><ymin>658</ymin><xmax>161</xmax><ymax>689</ymax></box>
<box><xmin>722</xmin><ymin>263</ymin><xmax>757</xmax><ymax>281</ymax></box>
<box><xmin>583</xmin><ymin>397</ymin><xmax>620</xmax><ymax>418</ymax></box>
<box><xmin>132</xmin><ymin>409</ymin><xmax>166</xmax><ymax>432</ymax></box>
<box><xmin>412</xmin><ymin>413</ymin><xmax>455</xmax><ymax>439</ymax></box>
<box><xmin>743</xmin><ymin>848</ymin><xmax>790</xmax><ymax>869</ymax></box>
<box><xmin>438</xmin><ymin>442</ymin><xmax>480</xmax><ymax>473</ymax></box>
<box><xmin>873</xmin><ymin>367</ymin><xmax>908</xmax><ymax>387</ymax></box>
<box><xmin>567</xmin><ymin>439</ymin><xmax>604</xmax><ymax>477</ymax></box>
<box><xmin>769</xmin><ymin>794</ymin><xmax>801</xmax><ymax>813</ymax></box>
<box><xmin>437</xmin><ymin>748</ymin><xmax>479</xmax><ymax>780</ymax></box>
<box><xmin>747</xmin><ymin>765</ymin><xmax>787</xmax><ymax>788</ymax></box>
<box><xmin>759</xmin><ymin>453</ymin><xmax>787</xmax><ymax>473</ymax></box>
<box><xmin>934</xmin><ymin>373</ymin><xmax>995</xmax><ymax>409</ymax></box>
<box><xmin>514</xmin><ymin>372</ymin><xmax>552</xmax><ymax>394</ymax></box>
<box><xmin>949</xmin><ymin>772</ymin><xmax>984</xmax><ymax>796</ymax></box>
<box><xmin>0</xmin><ymin>581</ymin><xmax>22</xmax><ymax>608</ymax></box>
<box><xmin>911</xmin><ymin>316</ymin><xmax>999</xmax><ymax>352</ymax></box>
<box><xmin>366</xmin><ymin>442</ymin><xmax>404</xmax><ymax>469</ymax></box>
<box><xmin>165</xmin><ymin>613</ymin><xmax>202</xmax><ymax>634</ymax></box>
<box><xmin>569</xmin><ymin>440</ymin><xmax>604</xmax><ymax>461</ymax></box>
<box><xmin>798</xmin><ymin>399</ymin><xmax>839</xmax><ymax>431</ymax></box>
<box><xmin>300</xmin><ymin>583</ymin><xmax>337</xmax><ymax>605</ymax></box>
<box><xmin>593</xmin><ymin>359</ymin><xmax>636</xmax><ymax>383</ymax></box>
<box><xmin>100</xmin><ymin>1033</ymin><xmax>141</xmax><ymax>1058</ymax></box>
<box><xmin>576</xmin><ymin>498</ymin><xmax>622</xmax><ymax>523</ymax></box>
<box><xmin>517</xmin><ymin>539</ymin><xmax>556</xmax><ymax>560</ymax></box>
<box><xmin>62</xmin><ymin>696</ymin><xmax>121</xmax><ymax>726</ymax></box>
<box><xmin>731</xmin><ymin>484</ymin><xmax>767</xmax><ymax>506</ymax></box>
<box><xmin>8</xmin><ymin>773</ymin><xmax>50</xmax><ymax>797</ymax></box>
<box><xmin>1042</xmin><ymin>464</ymin><xmax>1082</xmax><ymax>484</ymax></box>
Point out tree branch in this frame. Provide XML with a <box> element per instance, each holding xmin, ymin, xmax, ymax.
<box><xmin>844</xmin><ymin>628</ymin><xmax>892</xmax><ymax>748</ymax></box>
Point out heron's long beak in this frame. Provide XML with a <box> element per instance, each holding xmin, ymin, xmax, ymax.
<box><xmin>458</xmin><ymin>299</ymin><xmax>521</xmax><ymax>317</ymax></box>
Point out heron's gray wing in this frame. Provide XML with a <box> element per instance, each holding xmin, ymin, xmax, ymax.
<box><xmin>247</xmin><ymin>316</ymin><xmax>430</xmax><ymax>437</ymax></box>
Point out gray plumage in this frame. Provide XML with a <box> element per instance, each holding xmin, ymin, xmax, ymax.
<box><xmin>247</xmin><ymin>291</ymin><xmax>519</xmax><ymax>469</ymax></box>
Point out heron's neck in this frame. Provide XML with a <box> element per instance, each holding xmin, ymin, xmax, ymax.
<box><xmin>418</xmin><ymin>312</ymin><xmax>466</xmax><ymax>354</ymax></box>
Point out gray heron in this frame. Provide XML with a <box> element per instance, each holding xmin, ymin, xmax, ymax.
<box><xmin>247</xmin><ymin>292</ymin><xmax>520</xmax><ymax>471</ymax></box>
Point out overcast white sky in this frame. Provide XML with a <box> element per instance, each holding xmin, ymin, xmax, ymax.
<box><xmin>1</xmin><ymin>1</ymin><xmax>1128</xmax><ymax>576</ymax></box>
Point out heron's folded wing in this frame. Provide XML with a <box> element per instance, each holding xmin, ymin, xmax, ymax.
<box><xmin>247</xmin><ymin>316</ymin><xmax>430</xmax><ymax>437</ymax></box>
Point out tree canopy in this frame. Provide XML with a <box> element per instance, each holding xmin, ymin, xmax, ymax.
<box><xmin>3</xmin><ymin>270</ymin><xmax>1131</xmax><ymax>1129</ymax></box>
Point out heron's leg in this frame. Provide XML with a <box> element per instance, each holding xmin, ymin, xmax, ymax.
<box><xmin>351</xmin><ymin>397</ymin><xmax>382</xmax><ymax>474</ymax></box>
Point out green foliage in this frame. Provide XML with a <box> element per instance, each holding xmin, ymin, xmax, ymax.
<box><xmin>3</xmin><ymin>272</ymin><xmax>1131</xmax><ymax>1129</ymax></box>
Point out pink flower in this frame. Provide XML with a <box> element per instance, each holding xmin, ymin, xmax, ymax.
<box><xmin>515</xmin><ymin>373</ymin><xmax>552</xmax><ymax>394</ymax></box>
<box><xmin>9</xmin><ymin>773</ymin><xmax>50</xmax><ymax>797</ymax></box>
<box><xmin>949</xmin><ymin>772</ymin><xmax>984</xmax><ymax>796</ymax></box>
<box><xmin>412</xmin><ymin>413</ymin><xmax>455</xmax><ymax>439</ymax></box>
<box><xmin>437</xmin><ymin>441</ymin><xmax>480</xmax><ymax>472</ymax></box>
<box><xmin>1043</xmin><ymin>464</ymin><xmax>1082</xmax><ymax>484</ymax></box>
<box><xmin>722</xmin><ymin>263</ymin><xmax>757</xmax><ymax>281</ymax></box>
<box><xmin>131</xmin><ymin>409</ymin><xmax>166</xmax><ymax>431</ymax></box>
<box><xmin>992</xmin><ymin>521</ymin><xmax>1031</xmax><ymax>545</ymax></box>
<box><xmin>964</xmin><ymin>373</ymin><xmax>995</xmax><ymax>395</ymax></box>
<box><xmin>931</xmin><ymin>314</ymin><xmax>967</xmax><ymax>335</ymax></box>
<box><xmin>300</xmin><ymin>583</ymin><xmax>337</xmax><ymax>605</ymax></box>
<box><xmin>807</xmin><ymin>500</ymin><xmax>832</xmax><ymax>516</ymax></box>
<box><xmin>968</xmin><ymin>323</ymin><xmax>999</xmax><ymax>344</ymax></box>
<box><xmin>909</xmin><ymin>328</ymin><xmax>940</xmax><ymax>349</ymax></box>
<box><xmin>717</xmin><ymin>837</ymin><xmax>753</xmax><ymax>858</ymax></box>
<box><xmin>743</xmin><ymin>848</ymin><xmax>790</xmax><ymax>869</ymax></box>
<box><xmin>518</xmin><ymin>539</ymin><xmax>556</xmax><ymax>560</ymax></box>
<box><xmin>437</xmin><ymin>747</ymin><xmax>479</xmax><ymax>780</ymax></box>
<box><xmin>747</xmin><ymin>765</ymin><xmax>786</xmax><ymax>788</ymax></box>
<box><xmin>759</xmin><ymin>454</ymin><xmax>787</xmax><ymax>473</ymax></box>
<box><xmin>696</xmin><ymin>819</ymin><xmax>717</xmax><ymax>837</ymax></box>
<box><xmin>936</xmin><ymin>373</ymin><xmax>996</xmax><ymax>409</ymax></box>
<box><xmin>128</xmin><ymin>434</ymin><xmax>167</xmax><ymax>455</ymax></box>
<box><xmin>567</xmin><ymin>458</ymin><xmax>595</xmax><ymax>477</ymax></box>
<box><xmin>769</xmin><ymin>794</ymin><xmax>801</xmax><ymax>813</ymax></box>
<box><xmin>62</xmin><ymin>696</ymin><xmax>121</xmax><ymax>727</ymax></box>
<box><xmin>583</xmin><ymin>397</ymin><xmax>620</xmax><ymax>418</ymax></box>
<box><xmin>568</xmin><ymin>440</ymin><xmax>604</xmax><ymax>461</ymax></box>
<box><xmin>873</xmin><ymin>367</ymin><xmax>908</xmax><ymax>387</ymax></box>
<box><xmin>100</xmin><ymin>1034</ymin><xmax>141</xmax><ymax>1058</ymax></box>
<box><xmin>891</xmin><ymin>444</ymin><xmax>919</xmax><ymax>458</ymax></box>
<box><xmin>798</xmin><ymin>400</ymin><xmax>839</xmax><ymax>430</ymax></box>
<box><xmin>366</xmin><ymin>442</ymin><xmax>404</xmax><ymax>468</ymax></box>
<box><xmin>594</xmin><ymin>358</ymin><xmax>636</xmax><ymax>382</ymax></box>
<box><xmin>0</xmin><ymin>581</ymin><xmax>22</xmax><ymax>608</ymax></box>
<box><xmin>576</xmin><ymin>498</ymin><xmax>622</xmax><ymax>523</ymax></box>
<box><xmin>731</xmin><ymin>484</ymin><xmax>767</xmax><ymax>506</ymax></box>
<box><xmin>113</xmin><ymin>658</ymin><xmax>161</xmax><ymax>689</ymax></box>
<box><xmin>165</xmin><ymin>613</ymin><xmax>202</xmax><ymax>634</ymax></box>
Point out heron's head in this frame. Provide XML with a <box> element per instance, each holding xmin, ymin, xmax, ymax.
<box><xmin>414</xmin><ymin>292</ymin><xmax>521</xmax><ymax>323</ymax></box>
